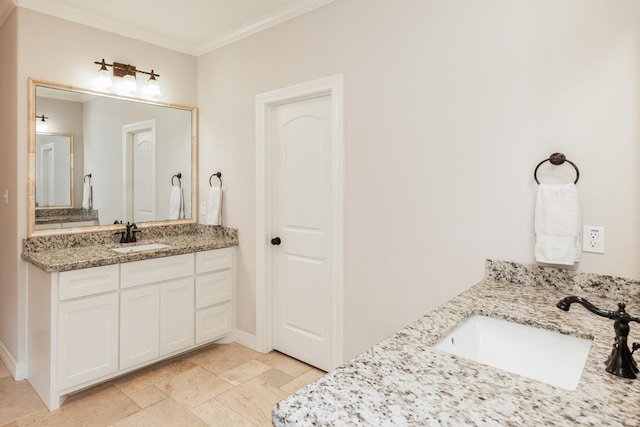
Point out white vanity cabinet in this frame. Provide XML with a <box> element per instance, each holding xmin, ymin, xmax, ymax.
<box><xmin>27</xmin><ymin>247</ymin><xmax>235</xmax><ymax>411</ymax></box>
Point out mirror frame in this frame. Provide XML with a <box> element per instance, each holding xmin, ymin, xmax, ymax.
<box><xmin>34</xmin><ymin>132</ymin><xmax>75</xmax><ymax>209</ymax></box>
<box><xmin>28</xmin><ymin>78</ymin><xmax>198</xmax><ymax>237</ymax></box>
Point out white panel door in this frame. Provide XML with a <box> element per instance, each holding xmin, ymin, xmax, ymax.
<box><xmin>271</xmin><ymin>94</ymin><xmax>333</xmax><ymax>370</ymax></box>
<box><xmin>57</xmin><ymin>293</ymin><xmax>119</xmax><ymax>390</ymax></box>
<box><xmin>120</xmin><ymin>285</ymin><xmax>160</xmax><ymax>370</ymax></box>
<box><xmin>159</xmin><ymin>278</ymin><xmax>194</xmax><ymax>356</ymax></box>
<box><xmin>133</xmin><ymin>130</ymin><xmax>154</xmax><ymax>222</ymax></box>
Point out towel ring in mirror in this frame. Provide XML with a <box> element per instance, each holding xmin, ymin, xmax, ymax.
<box><xmin>209</xmin><ymin>172</ymin><xmax>222</xmax><ymax>188</ymax></box>
<box><xmin>83</xmin><ymin>173</ymin><xmax>92</xmax><ymax>183</ymax></box>
<box><xmin>171</xmin><ymin>173</ymin><xmax>182</xmax><ymax>187</ymax></box>
<box><xmin>533</xmin><ymin>152</ymin><xmax>580</xmax><ymax>185</ymax></box>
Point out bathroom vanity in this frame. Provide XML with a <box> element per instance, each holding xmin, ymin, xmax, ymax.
<box><xmin>273</xmin><ymin>260</ymin><xmax>640</xmax><ymax>426</ymax></box>
<box><xmin>23</xmin><ymin>225</ymin><xmax>238</xmax><ymax>410</ymax></box>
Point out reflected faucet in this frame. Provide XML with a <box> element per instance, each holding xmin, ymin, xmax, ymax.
<box><xmin>557</xmin><ymin>296</ymin><xmax>640</xmax><ymax>379</ymax></box>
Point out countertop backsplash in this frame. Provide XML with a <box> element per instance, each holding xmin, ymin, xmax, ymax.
<box><xmin>487</xmin><ymin>259</ymin><xmax>640</xmax><ymax>302</ymax></box>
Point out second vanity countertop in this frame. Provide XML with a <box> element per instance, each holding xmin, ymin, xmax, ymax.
<box><xmin>273</xmin><ymin>260</ymin><xmax>640</xmax><ymax>426</ymax></box>
<box><xmin>22</xmin><ymin>224</ymin><xmax>239</xmax><ymax>272</ymax></box>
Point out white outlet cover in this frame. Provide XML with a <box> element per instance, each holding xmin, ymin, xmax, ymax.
<box><xmin>582</xmin><ymin>226</ymin><xmax>605</xmax><ymax>254</ymax></box>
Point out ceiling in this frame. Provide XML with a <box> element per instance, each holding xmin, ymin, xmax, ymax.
<box><xmin>4</xmin><ymin>0</ymin><xmax>335</xmax><ymax>56</ymax></box>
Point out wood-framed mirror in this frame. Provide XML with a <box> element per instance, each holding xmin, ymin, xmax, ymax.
<box><xmin>28</xmin><ymin>78</ymin><xmax>198</xmax><ymax>236</ymax></box>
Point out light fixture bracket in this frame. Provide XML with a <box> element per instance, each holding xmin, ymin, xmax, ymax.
<box><xmin>113</xmin><ymin>62</ymin><xmax>137</xmax><ymax>78</ymax></box>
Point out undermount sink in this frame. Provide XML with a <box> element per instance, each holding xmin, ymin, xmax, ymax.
<box><xmin>111</xmin><ymin>243</ymin><xmax>171</xmax><ymax>254</ymax></box>
<box><xmin>433</xmin><ymin>315</ymin><xmax>592</xmax><ymax>390</ymax></box>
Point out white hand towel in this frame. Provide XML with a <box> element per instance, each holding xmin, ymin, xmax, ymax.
<box><xmin>169</xmin><ymin>185</ymin><xmax>184</xmax><ymax>220</ymax></box>
<box><xmin>82</xmin><ymin>182</ymin><xmax>92</xmax><ymax>209</ymax></box>
<box><xmin>207</xmin><ymin>187</ymin><xmax>222</xmax><ymax>225</ymax></box>
<box><xmin>534</xmin><ymin>183</ymin><xmax>581</xmax><ymax>265</ymax></box>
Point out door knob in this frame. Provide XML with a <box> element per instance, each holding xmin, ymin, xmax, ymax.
<box><xmin>271</xmin><ymin>237</ymin><xmax>281</xmax><ymax>245</ymax></box>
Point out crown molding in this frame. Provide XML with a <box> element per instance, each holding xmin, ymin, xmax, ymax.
<box><xmin>14</xmin><ymin>0</ymin><xmax>335</xmax><ymax>57</ymax></box>
<box><xmin>0</xmin><ymin>0</ymin><xmax>16</xmax><ymax>27</ymax></box>
<box><xmin>15</xmin><ymin>0</ymin><xmax>197</xmax><ymax>55</ymax></box>
<box><xmin>195</xmin><ymin>0</ymin><xmax>336</xmax><ymax>56</ymax></box>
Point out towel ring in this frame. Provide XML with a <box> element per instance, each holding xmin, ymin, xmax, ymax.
<box><xmin>172</xmin><ymin>173</ymin><xmax>182</xmax><ymax>187</ymax></box>
<box><xmin>209</xmin><ymin>172</ymin><xmax>222</xmax><ymax>188</ymax></box>
<box><xmin>534</xmin><ymin>153</ymin><xmax>579</xmax><ymax>185</ymax></box>
<box><xmin>83</xmin><ymin>173</ymin><xmax>92</xmax><ymax>183</ymax></box>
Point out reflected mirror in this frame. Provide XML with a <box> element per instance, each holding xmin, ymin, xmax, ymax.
<box><xmin>35</xmin><ymin>133</ymin><xmax>73</xmax><ymax>208</ymax></box>
<box><xmin>28</xmin><ymin>79</ymin><xmax>197</xmax><ymax>235</ymax></box>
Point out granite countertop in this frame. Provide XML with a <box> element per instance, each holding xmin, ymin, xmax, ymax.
<box><xmin>35</xmin><ymin>214</ymin><xmax>99</xmax><ymax>224</ymax></box>
<box><xmin>273</xmin><ymin>261</ymin><xmax>640</xmax><ymax>426</ymax></box>
<box><xmin>22</xmin><ymin>225</ymin><xmax>239</xmax><ymax>272</ymax></box>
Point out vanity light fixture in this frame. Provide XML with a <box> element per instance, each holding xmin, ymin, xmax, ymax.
<box><xmin>35</xmin><ymin>114</ymin><xmax>48</xmax><ymax>132</ymax></box>
<box><xmin>93</xmin><ymin>58</ymin><xmax>161</xmax><ymax>96</ymax></box>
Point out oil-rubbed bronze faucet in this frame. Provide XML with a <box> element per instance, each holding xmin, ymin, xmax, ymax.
<box><xmin>557</xmin><ymin>296</ymin><xmax>640</xmax><ymax>379</ymax></box>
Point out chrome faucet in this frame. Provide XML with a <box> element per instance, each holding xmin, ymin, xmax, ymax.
<box><xmin>557</xmin><ymin>296</ymin><xmax>640</xmax><ymax>379</ymax></box>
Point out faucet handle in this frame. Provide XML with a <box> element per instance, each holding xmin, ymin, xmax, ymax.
<box><xmin>131</xmin><ymin>229</ymin><xmax>142</xmax><ymax>242</ymax></box>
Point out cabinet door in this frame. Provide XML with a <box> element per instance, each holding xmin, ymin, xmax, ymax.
<box><xmin>160</xmin><ymin>278</ymin><xmax>194</xmax><ymax>356</ymax></box>
<box><xmin>120</xmin><ymin>286</ymin><xmax>160</xmax><ymax>370</ymax></box>
<box><xmin>57</xmin><ymin>293</ymin><xmax>118</xmax><ymax>390</ymax></box>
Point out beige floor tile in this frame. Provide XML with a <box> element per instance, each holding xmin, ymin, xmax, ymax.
<box><xmin>127</xmin><ymin>385</ymin><xmax>167</xmax><ymax>409</ymax></box>
<box><xmin>114</xmin><ymin>358</ymin><xmax>196</xmax><ymax>396</ymax></box>
<box><xmin>258</xmin><ymin>351</ymin><xmax>312</xmax><ymax>377</ymax></box>
<box><xmin>0</xmin><ymin>378</ymin><xmax>47</xmax><ymax>426</ymax></box>
<box><xmin>219</xmin><ymin>360</ymin><xmax>272</xmax><ymax>386</ymax></box>
<box><xmin>280</xmin><ymin>367</ymin><xmax>326</xmax><ymax>394</ymax></box>
<box><xmin>156</xmin><ymin>365</ymin><xmax>232</xmax><ymax>409</ymax></box>
<box><xmin>114</xmin><ymin>399</ymin><xmax>207</xmax><ymax>427</ymax></box>
<box><xmin>188</xmin><ymin>343</ymin><xmax>262</xmax><ymax>374</ymax></box>
<box><xmin>215</xmin><ymin>377</ymin><xmax>289</xmax><ymax>427</ymax></box>
<box><xmin>0</xmin><ymin>359</ymin><xmax>9</xmax><ymax>379</ymax></box>
<box><xmin>191</xmin><ymin>400</ymin><xmax>256</xmax><ymax>427</ymax></box>
<box><xmin>258</xmin><ymin>369</ymin><xmax>294</xmax><ymax>388</ymax></box>
<box><xmin>13</xmin><ymin>384</ymin><xmax>138</xmax><ymax>427</ymax></box>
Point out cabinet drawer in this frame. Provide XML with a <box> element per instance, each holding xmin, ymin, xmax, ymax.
<box><xmin>195</xmin><ymin>270</ymin><xmax>232</xmax><ymax>309</ymax></box>
<box><xmin>59</xmin><ymin>264</ymin><xmax>119</xmax><ymax>301</ymax></box>
<box><xmin>195</xmin><ymin>248</ymin><xmax>233</xmax><ymax>274</ymax></box>
<box><xmin>121</xmin><ymin>253</ymin><xmax>194</xmax><ymax>289</ymax></box>
<box><xmin>195</xmin><ymin>303</ymin><xmax>232</xmax><ymax>344</ymax></box>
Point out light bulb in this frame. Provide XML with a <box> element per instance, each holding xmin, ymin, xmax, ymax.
<box><xmin>145</xmin><ymin>76</ymin><xmax>161</xmax><ymax>96</ymax></box>
<box><xmin>121</xmin><ymin>74</ymin><xmax>137</xmax><ymax>93</ymax></box>
<box><xmin>95</xmin><ymin>67</ymin><xmax>112</xmax><ymax>89</ymax></box>
<box><xmin>36</xmin><ymin>120</ymin><xmax>48</xmax><ymax>132</ymax></box>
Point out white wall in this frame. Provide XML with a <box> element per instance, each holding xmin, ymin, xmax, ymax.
<box><xmin>198</xmin><ymin>0</ymin><xmax>640</xmax><ymax>359</ymax></box>
<box><xmin>0</xmin><ymin>7</ymin><xmax>197</xmax><ymax>372</ymax></box>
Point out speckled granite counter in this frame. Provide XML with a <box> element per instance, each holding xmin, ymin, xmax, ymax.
<box><xmin>22</xmin><ymin>224</ymin><xmax>238</xmax><ymax>272</ymax></box>
<box><xmin>273</xmin><ymin>260</ymin><xmax>640</xmax><ymax>426</ymax></box>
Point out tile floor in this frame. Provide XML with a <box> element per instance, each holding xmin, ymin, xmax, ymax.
<box><xmin>0</xmin><ymin>343</ymin><xmax>325</xmax><ymax>426</ymax></box>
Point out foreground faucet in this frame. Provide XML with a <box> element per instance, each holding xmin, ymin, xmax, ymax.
<box><xmin>557</xmin><ymin>296</ymin><xmax>640</xmax><ymax>379</ymax></box>
<box><xmin>113</xmin><ymin>221</ymin><xmax>141</xmax><ymax>243</ymax></box>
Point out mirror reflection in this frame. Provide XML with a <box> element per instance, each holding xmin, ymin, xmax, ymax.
<box><xmin>30</xmin><ymin>81</ymin><xmax>196</xmax><ymax>234</ymax></box>
<box><xmin>35</xmin><ymin>133</ymin><xmax>73</xmax><ymax>208</ymax></box>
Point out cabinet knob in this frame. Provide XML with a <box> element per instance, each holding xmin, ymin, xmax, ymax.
<box><xmin>271</xmin><ymin>237</ymin><xmax>282</xmax><ymax>246</ymax></box>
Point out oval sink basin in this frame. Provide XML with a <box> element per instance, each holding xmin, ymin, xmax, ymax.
<box><xmin>433</xmin><ymin>315</ymin><xmax>592</xmax><ymax>390</ymax></box>
<box><xmin>111</xmin><ymin>243</ymin><xmax>171</xmax><ymax>254</ymax></box>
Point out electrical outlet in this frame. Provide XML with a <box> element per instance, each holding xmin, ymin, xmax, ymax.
<box><xmin>583</xmin><ymin>226</ymin><xmax>605</xmax><ymax>254</ymax></box>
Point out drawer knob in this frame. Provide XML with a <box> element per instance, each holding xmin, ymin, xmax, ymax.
<box><xmin>270</xmin><ymin>237</ymin><xmax>281</xmax><ymax>246</ymax></box>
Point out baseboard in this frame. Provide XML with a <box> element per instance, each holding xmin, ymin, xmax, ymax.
<box><xmin>0</xmin><ymin>340</ymin><xmax>26</xmax><ymax>381</ymax></box>
<box><xmin>232</xmin><ymin>328</ymin><xmax>257</xmax><ymax>351</ymax></box>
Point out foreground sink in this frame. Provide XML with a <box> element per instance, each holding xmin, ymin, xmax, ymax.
<box><xmin>433</xmin><ymin>315</ymin><xmax>592</xmax><ymax>390</ymax></box>
<box><xmin>111</xmin><ymin>243</ymin><xmax>171</xmax><ymax>254</ymax></box>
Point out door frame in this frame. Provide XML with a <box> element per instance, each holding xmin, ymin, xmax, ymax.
<box><xmin>122</xmin><ymin>120</ymin><xmax>156</xmax><ymax>222</ymax></box>
<box><xmin>255</xmin><ymin>74</ymin><xmax>344</xmax><ymax>369</ymax></box>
